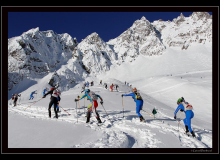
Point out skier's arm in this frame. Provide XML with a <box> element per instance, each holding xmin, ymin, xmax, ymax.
<box><xmin>80</xmin><ymin>94</ymin><xmax>88</xmax><ymax>100</ymax></box>
<box><xmin>174</xmin><ymin>104</ymin><xmax>184</xmax><ymax>117</ymax></box>
<box><xmin>43</xmin><ymin>90</ymin><xmax>53</xmax><ymax>97</ymax></box>
<box><xmin>97</xmin><ymin>95</ymin><xmax>103</xmax><ymax>104</ymax></box>
<box><xmin>78</xmin><ymin>95</ymin><xmax>86</xmax><ymax>99</ymax></box>
<box><xmin>122</xmin><ymin>93</ymin><xmax>134</xmax><ymax>97</ymax></box>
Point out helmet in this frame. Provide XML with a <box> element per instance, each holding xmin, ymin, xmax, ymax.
<box><xmin>177</xmin><ymin>98</ymin><xmax>183</xmax><ymax>104</ymax></box>
<box><xmin>50</xmin><ymin>87</ymin><xmax>54</xmax><ymax>91</ymax></box>
<box><xmin>132</xmin><ymin>88</ymin><xmax>137</xmax><ymax>93</ymax></box>
<box><xmin>85</xmin><ymin>89</ymin><xmax>90</xmax><ymax>93</ymax></box>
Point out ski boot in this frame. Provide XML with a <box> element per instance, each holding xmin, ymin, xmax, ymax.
<box><xmin>96</xmin><ymin>117</ymin><xmax>102</xmax><ymax>124</ymax></box>
<box><xmin>185</xmin><ymin>125</ymin><xmax>189</xmax><ymax>134</ymax></box>
<box><xmin>191</xmin><ymin>131</ymin><xmax>196</xmax><ymax>138</ymax></box>
<box><xmin>140</xmin><ymin>116</ymin><xmax>145</xmax><ymax>122</ymax></box>
<box><xmin>49</xmin><ymin>109</ymin><xmax>51</xmax><ymax>118</ymax></box>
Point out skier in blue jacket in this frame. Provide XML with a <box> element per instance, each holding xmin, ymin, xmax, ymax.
<box><xmin>29</xmin><ymin>90</ymin><xmax>37</xmax><ymax>100</ymax></box>
<box><xmin>174</xmin><ymin>97</ymin><xmax>195</xmax><ymax>137</ymax></box>
<box><xmin>121</xmin><ymin>88</ymin><xmax>145</xmax><ymax>122</ymax></box>
<box><xmin>43</xmin><ymin>88</ymin><xmax>48</xmax><ymax>97</ymax></box>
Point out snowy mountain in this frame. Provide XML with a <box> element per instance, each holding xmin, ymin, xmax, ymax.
<box><xmin>8</xmin><ymin>27</ymin><xmax>78</xmax><ymax>90</ymax></box>
<box><xmin>7</xmin><ymin>12</ymin><xmax>213</xmax><ymax>150</ymax></box>
<box><xmin>108</xmin><ymin>16</ymin><xmax>166</xmax><ymax>64</ymax></box>
<box><xmin>152</xmin><ymin>12</ymin><xmax>212</xmax><ymax>49</ymax></box>
<box><xmin>8</xmin><ymin>12</ymin><xmax>212</xmax><ymax>93</ymax></box>
<box><xmin>72</xmin><ymin>32</ymin><xmax>117</xmax><ymax>75</ymax></box>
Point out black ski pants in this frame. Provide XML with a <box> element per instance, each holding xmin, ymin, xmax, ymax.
<box><xmin>14</xmin><ymin>97</ymin><xmax>18</xmax><ymax>106</ymax></box>
<box><xmin>48</xmin><ymin>96</ymin><xmax>58</xmax><ymax>118</ymax></box>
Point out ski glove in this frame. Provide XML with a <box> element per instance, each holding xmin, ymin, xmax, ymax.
<box><xmin>100</xmin><ymin>101</ymin><xmax>103</xmax><ymax>105</ymax></box>
<box><xmin>121</xmin><ymin>94</ymin><xmax>123</xmax><ymax>97</ymax></box>
<box><xmin>174</xmin><ymin>116</ymin><xmax>176</xmax><ymax>119</ymax></box>
<box><xmin>42</xmin><ymin>95</ymin><xmax>46</xmax><ymax>98</ymax></box>
<box><xmin>75</xmin><ymin>99</ymin><xmax>79</xmax><ymax>102</ymax></box>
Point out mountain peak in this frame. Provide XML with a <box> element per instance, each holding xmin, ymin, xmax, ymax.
<box><xmin>83</xmin><ymin>32</ymin><xmax>103</xmax><ymax>44</ymax></box>
<box><xmin>23</xmin><ymin>27</ymin><xmax>39</xmax><ymax>36</ymax></box>
<box><xmin>140</xmin><ymin>16</ymin><xmax>147</xmax><ymax>21</ymax></box>
<box><xmin>190</xmin><ymin>12</ymin><xmax>212</xmax><ymax>20</ymax></box>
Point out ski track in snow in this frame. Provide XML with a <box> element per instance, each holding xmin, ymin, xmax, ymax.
<box><xmin>8</xmin><ymin>85</ymin><xmax>211</xmax><ymax>148</ymax></box>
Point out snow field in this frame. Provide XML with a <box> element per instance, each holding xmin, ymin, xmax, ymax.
<box><xmin>8</xmin><ymin>79</ymin><xmax>211</xmax><ymax>148</ymax></box>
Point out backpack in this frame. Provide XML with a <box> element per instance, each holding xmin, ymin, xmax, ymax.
<box><xmin>135</xmin><ymin>92</ymin><xmax>142</xmax><ymax>100</ymax></box>
<box><xmin>181</xmin><ymin>101</ymin><xmax>193</xmax><ymax>111</ymax></box>
<box><xmin>89</xmin><ymin>91</ymin><xmax>98</xmax><ymax>100</ymax></box>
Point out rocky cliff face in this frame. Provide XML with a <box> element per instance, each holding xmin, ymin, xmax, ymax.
<box><xmin>8</xmin><ymin>27</ymin><xmax>78</xmax><ymax>90</ymax></box>
<box><xmin>8</xmin><ymin>12</ymin><xmax>212</xmax><ymax>91</ymax></box>
<box><xmin>72</xmin><ymin>32</ymin><xmax>117</xmax><ymax>76</ymax></box>
<box><xmin>152</xmin><ymin>12</ymin><xmax>212</xmax><ymax>50</ymax></box>
<box><xmin>108</xmin><ymin>16</ymin><xmax>166</xmax><ymax>64</ymax></box>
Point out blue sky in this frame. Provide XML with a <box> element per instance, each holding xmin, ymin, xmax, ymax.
<box><xmin>8</xmin><ymin>12</ymin><xmax>212</xmax><ymax>42</ymax></box>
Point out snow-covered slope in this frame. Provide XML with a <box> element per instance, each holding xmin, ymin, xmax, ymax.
<box><xmin>8</xmin><ymin>70</ymin><xmax>212</xmax><ymax>148</ymax></box>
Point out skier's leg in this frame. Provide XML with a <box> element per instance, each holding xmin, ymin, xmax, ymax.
<box><xmin>93</xmin><ymin>100</ymin><xmax>100</xmax><ymax>118</ymax></box>
<box><xmin>48</xmin><ymin>100</ymin><xmax>53</xmax><ymax>118</ymax></box>
<box><xmin>136</xmin><ymin>101</ymin><xmax>142</xmax><ymax>117</ymax></box>
<box><xmin>53</xmin><ymin>97</ymin><xmax>58</xmax><ymax>118</ymax></box>
<box><xmin>86</xmin><ymin>107</ymin><xmax>92</xmax><ymax>123</ymax></box>
<box><xmin>183</xmin><ymin>118</ymin><xmax>188</xmax><ymax>126</ymax></box>
<box><xmin>93</xmin><ymin>101</ymin><xmax>102</xmax><ymax>123</ymax></box>
<box><xmin>186</xmin><ymin>111</ymin><xmax>194</xmax><ymax>132</ymax></box>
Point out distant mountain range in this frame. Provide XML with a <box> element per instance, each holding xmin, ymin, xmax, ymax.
<box><xmin>8</xmin><ymin>12</ymin><xmax>212</xmax><ymax>91</ymax></box>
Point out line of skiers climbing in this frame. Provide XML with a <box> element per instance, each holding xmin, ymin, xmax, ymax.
<box><xmin>10</xmin><ymin>80</ymin><xmax>196</xmax><ymax>138</ymax></box>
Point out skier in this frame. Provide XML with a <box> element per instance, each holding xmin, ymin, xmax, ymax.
<box><xmin>29</xmin><ymin>90</ymin><xmax>37</xmax><ymax>100</ymax></box>
<box><xmin>42</xmin><ymin>87</ymin><xmax>61</xmax><ymax>119</ymax></box>
<box><xmin>13</xmin><ymin>93</ymin><xmax>21</xmax><ymax>107</ymax></box>
<box><xmin>81</xmin><ymin>85</ymin><xmax>86</xmax><ymax>93</ymax></box>
<box><xmin>104</xmin><ymin>83</ymin><xmax>107</xmax><ymax>89</ymax></box>
<box><xmin>100</xmin><ymin>80</ymin><xmax>102</xmax><ymax>85</ymax></box>
<box><xmin>110</xmin><ymin>84</ymin><xmax>114</xmax><ymax>92</ymax></box>
<box><xmin>43</xmin><ymin>88</ymin><xmax>48</xmax><ymax>97</ymax></box>
<box><xmin>75</xmin><ymin>89</ymin><xmax>103</xmax><ymax>124</ymax></box>
<box><xmin>115</xmin><ymin>84</ymin><xmax>119</xmax><ymax>92</ymax></box>
<box><xmin>174</xmin><ymin>97</ymin><xmax>196</xmax><ymax>137</ymax></box>
<box><xmin>121</xmin><ymin>88</ymin><xmax>145</xmax><ymax>122</ymax></box>
<box><xmin>86</xmin><ymin>81</ymin><xmax>89</xmax><ymax>87</ymax></box>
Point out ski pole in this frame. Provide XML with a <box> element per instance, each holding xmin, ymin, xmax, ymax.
<box><xmin>24</xmin><ymin>98</ymin><xmax>43</xmax><ymax>110</ymax></box>
<box><xmin>101</xmin><ymin>104</ymin><xmax>109</xmax><ymax>119</ymax></box>
<box><xmin>78</xmin><ymin>101</ymin><xmax>81</xmax><ymax>113</ymax></box>
<box><xmin>122</xmin><ymin>97</ymin><xmax>124</xmax><ymax>118</ymax></box>
<box><xmin>84</xmin><ymin>98</ymin><xmax>85</xmax><ymax>114</ymax></box>
<box><xmin>142</xmin><ymin>109</ymin><xmax>154</xmax><ymax>118</ymax></box>
<box><xmin>75</xmin><ymin>102</ymin><xmax>78</xmax><ymax>123</ymax></box>
<box><xmin>176</xmin><ymin>119</ymin><xmax>185</xmax><ymax>132</ymax></box>
<box><xmin>60</xmin><ymin>105</ymin><xmax>71</xmax><ymax>115</ymax></box>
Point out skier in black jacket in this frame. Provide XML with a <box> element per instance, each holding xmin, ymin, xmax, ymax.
<box><xmin>42</xmin><ymin>87</ymin><xmax>61</xmax><ymax>118</ymax></box>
